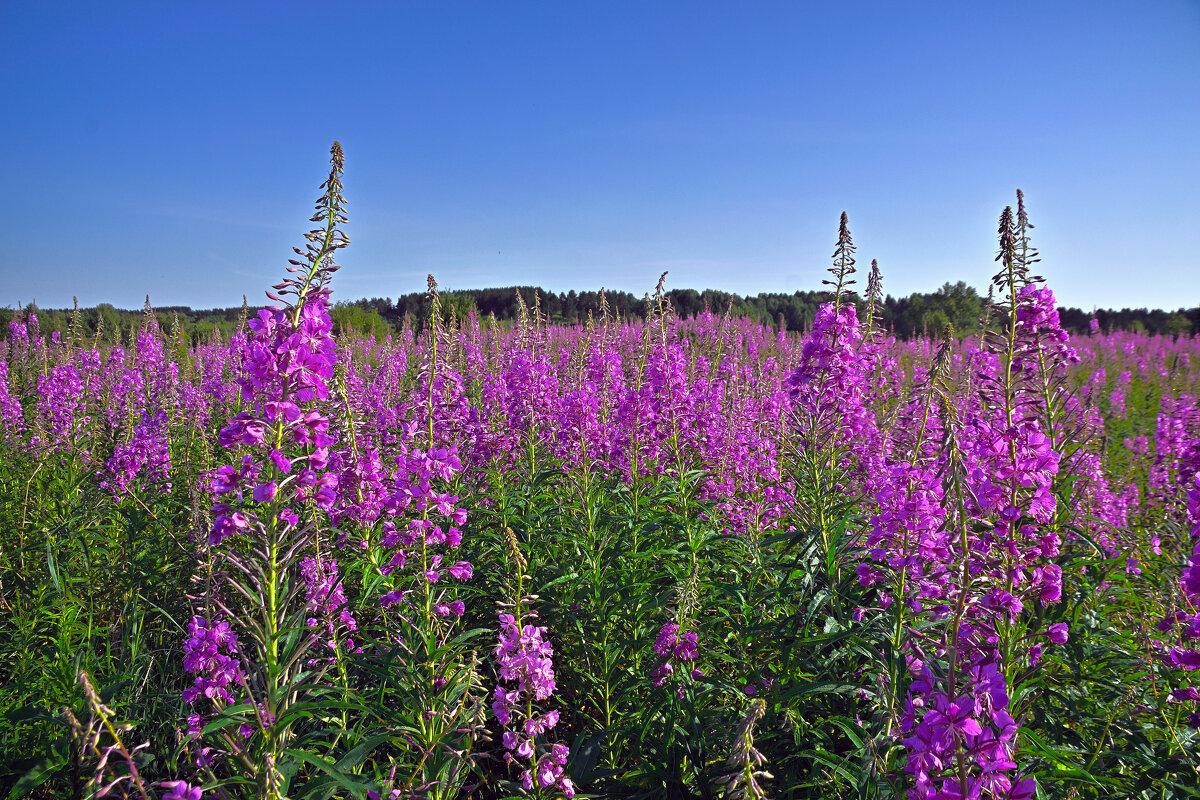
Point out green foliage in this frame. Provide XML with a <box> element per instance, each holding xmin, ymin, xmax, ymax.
<box><xmin>0</xmin><ymin>443</ymin><xmax>200</xmax><ymax>798</ymax></box>
<box><xmin>5</xmin><ymin>324</ymin><xmax>1200</xmax><ymax>798</ymax></box>
<box><xmin>6</xmin><ymin>284</ymin><xmax>1195</xmax><ymax>345</ymax></box>
<box><xmin>903</xmin><ymin>281</ymin><xmax>983</xmax><ymax>337</ymax></box>
<box><xmin>330</xmin><ymin>302</ymin><xmax>392</xmax><ymax>340</ymax></box>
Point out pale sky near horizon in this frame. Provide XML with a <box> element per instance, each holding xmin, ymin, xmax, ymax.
<box><xmin>1</xmin><ymin>1</ymin><xmax>1198</xmax><ymax>311</ymax></box>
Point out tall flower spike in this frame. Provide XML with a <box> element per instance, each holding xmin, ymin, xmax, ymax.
<box><xmin>714</xmin><ymin>699</ymin><xmax>771</xmax><ymax>800</ymax></box>
<box><xmin>70</xmin><ymin>296</ymin><xmax>81</xmax><ymax>348</ymax></box>
<box><xmin>1015</xmin><ymin>188</ymin><xmax>1041</xmax><ymax>273</ymax></box>
<box><xmin>493</xmin><ymin>527</ymin><xmax>573</xmax><ymax>797</ymax></box>
<box><xmin>824</xmin><ymin>211</ymin><xmax>857</xmax><ymax>313</ymax></box>
<box><xmin>992</xmin><ymin>205</ymin><xmax>1023</xmax><ymax>290</ymax></box>
<box><xmin>190</xmin><ymin>145</ymin><xmax>346</xmax><ymax>793</ymax></box>
<box><xmin>503</xmin><ymin>526</ymin><xmax>528</xmax><ymax>573</ymax></box>
<box><xmin>864</xmin><ymin>258</ymin><xmax>883</xmax><ymax>340</ymax></box>
<box><xmin>978</xmin><ymin>284</ymin><xmax>995</xmax><ymax>335</ymax></box>
<box><xmin>274</xmin><ymin>142</ymin><xmax>349</xmax><ymax>314</ymax></box>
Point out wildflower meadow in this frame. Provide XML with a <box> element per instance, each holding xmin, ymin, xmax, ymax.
<box><xmin>4</xmin><ymin>144</ymin><xmax>1200</xmax><ymax>800</ymax></box>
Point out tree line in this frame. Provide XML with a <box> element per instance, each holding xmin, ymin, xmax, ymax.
<box><xmin>3</xmin><ymin>282</ymin><xmax>1197</xmax><ymax>344</ymax></box>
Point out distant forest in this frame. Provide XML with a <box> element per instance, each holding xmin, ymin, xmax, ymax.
<box><xmin>3</xmin><ymin>281</ymin><xmax>1197</xmax><ymax>346</ymax></box>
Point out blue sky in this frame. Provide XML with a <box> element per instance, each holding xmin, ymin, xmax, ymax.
<box><xmin>2</xmin><ymin>1</ymin><xmax>1198</xmax><ymax>311</ymax></box>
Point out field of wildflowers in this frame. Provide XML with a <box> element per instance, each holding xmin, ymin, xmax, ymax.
<box><xmin>3</xmin><ymin>145</ymin><xmax>1200</xmax><ymax>799</ymax></box>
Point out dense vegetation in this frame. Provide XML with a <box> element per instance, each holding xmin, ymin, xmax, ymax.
<box><xmin>5</xmin><ymin>282</ymin><xmax>1196</xmax><ymax>348</ymax></box>
<box><xmin>3</xmin><ymin>146</ymin><xmax>1200</xmax><ymax>800</ymax></box>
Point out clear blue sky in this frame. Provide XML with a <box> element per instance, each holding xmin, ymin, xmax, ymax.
<box><xmin>2</xmin><ymin>1</ymin><xmax>1198</xmax><ymax>311</ymax></box>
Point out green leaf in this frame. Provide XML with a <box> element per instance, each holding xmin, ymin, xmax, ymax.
<box><xmin>286</xmin><ymin>749</ymin><xmax>375</xmax><ymax>800</ymax></box>
<box><xmin>6</xmin><ymin>757</ymin><xmax>61</xmax><ymax>799</ymax></box>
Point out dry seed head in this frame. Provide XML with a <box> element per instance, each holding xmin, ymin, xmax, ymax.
<box><xmin>503</xmin><ymin>527</ymin><xmax>527</xmax><ymax>572</ymax></box>
<box><xmin>70</xmin><ymin>296</ymin><xmax>81</xmax><ymax>346</ymax></box>
<box><xmin>996</xmin><ymin>205</ymin><xmax>1015</xmax><ymax>262</ymax></box>
<box><xmin>716</xmin><ymin>698</ymin><xmax>771</xmax><ymax>799</ymax></box>
<box><xmin>515</xmin><ymin>287</ymin><xmax>531</xmax><ymax>348</ymax></box>
<box><xmin>1016</xmin><ymin>188</ymin><xmax>1033</xmax><ymax>232</ymax></box>
<box><xmin>427</xmin><ymin>274</ymin><xmax>443</xmax><ymax>335</ymax></box>
<box><xmin>864</xmin><ymin>258</ymin><xmax>883</xmax><ymax>337</ymax></box>
<box><xmin>866</xmin><ymin>258</ymin><xmax>882</xmax><ymax>302</ymax></box>
<box><xmin>933</xmin><ymin>323</ymin><xmax>954</xmax><ymax>382</ymax></box>
<box><xmin>676</xmin><ymin>560</ymin><xmax>702</xmax><ymax>621</ymax></box>
<box><xmin>825</xmin><ymin>211</ymin><xmax>858</xmax><ymax>312</ymax></box>
<box><xmin>236</xmin><ymin>294</ymin><xmax>249</xmax><ymax>334</ymax></box>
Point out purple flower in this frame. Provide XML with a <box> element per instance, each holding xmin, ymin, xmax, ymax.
<box><xmin>524</xmin><ymin>709</ymin><xmax>559</xmax><ymax>736</ymax></box>
<box><xmin>269</xmin><ymin>448</ymin><xmax>292</xmax><ymax>472</ymax></box>
<box><xmin>493</xmin><ymin>606</ymin><xmax>572</xmax><ymax>795</ymax></box>
<box><xmin>300</xmin><ymin>557</ymin><xmax>357</xmax><ymax>661</ymax></box>
<box><xmin>208</xmin><ymin>509</ymin><xmax>250</xmax><ymax>546</ymax></box>
<box><xmin>159</xmin><ymin>781</ymin><xmax>203</xmax><ymax>800</ymax></box>
<box><xmin>252</xmin><ymin>481</ymin><xmax>277</xmax><ymax>503</ymax></box>
<box><xmin>181</xmin><ymin>616</ymin><xmax>244</xmax><ymax>707</ymax></box>
<box><xmin>1046</xmin><ymin>623</ymin><xmax>1069</xmax><ymax>644</ymax></box>
<box><xmin>1038</xmin><ymin>564</ymin><xmax>1063</xmax><ymax>604</ymax></box>
<box><xmin>218</xmin><ymin>415</ymin><xmax>266</xmax><ymax>449</ymax></box>
<box><xmin>1011</xmin><ymin>776</ymin><xmax>1037</xmax><ymax>800</ymax></box>
<box><xmin>210</xmin><ymin>465</ymin><xmax>241</xmax><ymax>495</ymax></box>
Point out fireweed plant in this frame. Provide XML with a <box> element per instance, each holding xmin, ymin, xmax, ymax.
<box><xmin>184</xmin><ymin>143</ymin><xmax>354</xmax><ymax>797</ymax></box>
<box><xmin>184</xmin><ymin>145</ymin><xmax>490</xmax><ymax>800</ymax></box>
<box><xmin>5</xmin><ymin>148</ymin><xmax>1200</xmax><ymax>799</ymax></box>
